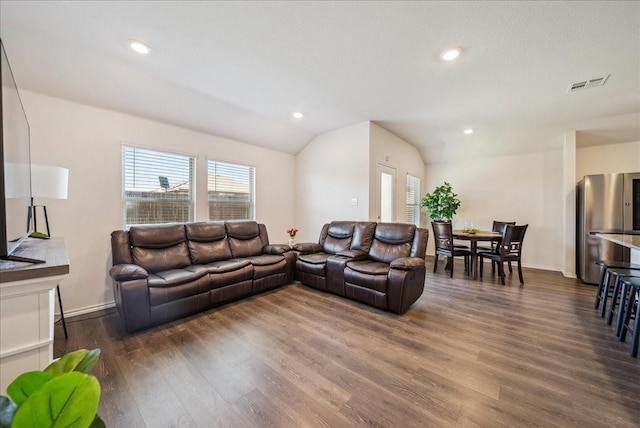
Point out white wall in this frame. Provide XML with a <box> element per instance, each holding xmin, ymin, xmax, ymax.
<box><xmin>576</xmin><ymin>140</ymin><xmax>640</xmax><ymax>180</ymax></box>
<box><xmin>369</xmin><ymin>122</ymin><xmax>426</xmax><ymax>226</ymax></box>
<box><xmin>425</xmin><ymin>148</ymin><xmax>564</xmax><ymax>271</ymax></box>
<box><xmin>563</xmin><ymin>131</ymin><xmax>577</xmax><ymax>278</ymax></box>
<box><xmin>295</xmin><ymin>122</ymin><xmax>370</xmax><ymax>242</ymax></box>
<box><xmin>22</xmin><ymin>91</ymin><xmax>296</xmax><ymax>316</ymax></box>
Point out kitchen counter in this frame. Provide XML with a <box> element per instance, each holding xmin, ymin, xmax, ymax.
<box><xmin>596</xmin><ymin>233</ymin><xmax>640</xmax><ymax>264</ymax></box>
<box><xmin>596</xmin><ymin>233</ymin><xmax>640</xmax><ymax>251</ymax></box>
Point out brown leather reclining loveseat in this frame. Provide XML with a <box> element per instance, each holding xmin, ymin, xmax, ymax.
<box><xmin>295</xmin><ymin>221</ymin><xmax>429</xmax><ymax>314</ymax></box>
<box><xmin>109</xmin><ymin>221</ymin><xmax>294</xmax><ymax>333</ymax></box>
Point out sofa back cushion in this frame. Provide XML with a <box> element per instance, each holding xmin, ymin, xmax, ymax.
<box><xmin>226</xmin><ymin>221</ymin><xmax>264</xmax><ymax>257</ymax></box>
<box><xmin>351</xmin><ymin>222</ymin><xmax>376</xmax><ymax>252</ymax></box>
<box><xmin>185</xmin><ymin>222</ymin><xmax>232</xmax><ymax>264</ymax></box>
<box><xmin>321</xmin><ymin>221</ymin><xmax>355</xmax><ymax>254</ymax></box>
<box><xmin>111</xmin><ymin>230</ymin><xmax>133</xmax><ymax>265</ymax></box>
<box><xmin>411</xmin><ymin>227</ymin><xmax>429</xmax><ymax>259</ymax></box>
<box><xmin>368</xmin><ymin>223</ymin><xmax>415</xmax><ymax>263</ymax></box>
<box><xmin>129</xmin><ymin>224</ymin><xmax>191</xmax><ymax>273</ymax></box>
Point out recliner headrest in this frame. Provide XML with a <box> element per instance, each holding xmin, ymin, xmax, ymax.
<box><xmin>129</xmin><ymin>224</ymin><xmax>186</xmax><ymax>249</ymax></box>
<box><xmin>327</xmin><ymin>221</ymin><xmax>355</xmax><ymax>239</ymax></box>
<box><xmin>374</xmin><ymin>223</ymin><xmax>415</xmax><ymax>244</ymax></box>
<box><xmin>226</xmin><ymin>221</ymin><xmax>260</xmax><ymax>239</ymax></box>
<box><xmin>185</xmin><ymin>222</ymin><xmax>226</xmax><ymax>242</ymax></box>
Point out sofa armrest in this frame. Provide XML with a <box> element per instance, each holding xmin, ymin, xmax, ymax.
<box><xmin>112</xmin><ymin>278</ymin><xmax>151</xmax><ymax>333</ymax></box>
<box><xmin>335</xmin><ymin>249</ymin><xmax>368</xmax><ymax>260</ymax></box>
<box><xmin>109</xmin><ymin>264</ymin><xmax>149</xmax><ymax>281</ymax></box>
<box><xmin>263</xmin><ymin>244</ymin><xmax>291</xmax><ymax>255</ymax></box>
<box><xmin>293</xmin><ymin>242</ymin><xmax>323</xmax><ymax>253</ymax></box>
<box><xmin>390</xmin><ymin>257</ymin><xmax>425</xmax><ymax>271</ymax></box>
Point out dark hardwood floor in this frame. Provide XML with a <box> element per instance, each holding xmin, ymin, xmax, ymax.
<box><xmin>55</xmin><ymin>259</ymin><xmax>640</xmax><ymax>427</ymax></box>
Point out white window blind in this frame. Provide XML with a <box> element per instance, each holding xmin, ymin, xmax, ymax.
<box><xmin>208</xmin><ymin>159</ymin><xmax>255</xmax><ymax>221</ymax></box>
<box><xmin>122</xmin><ymin>146</ymin><xmax>195</xmax><ymax>227</ymax></box>
<box><xmin>406</xmin><ymin>174</ymin><xmax>421</xmax><ymax>227</ymax></box>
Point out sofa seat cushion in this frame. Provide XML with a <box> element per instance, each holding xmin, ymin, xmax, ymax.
<box><xmin>248</xmin><ymin>254</ymin><xmax>285</xmax><ymax>266</ymax></box>
<box><xmin>344</xmin><ymin>261</ymin><xmax>390</xmax><ymax>294</ymax></box>
<box><xmin>248</xmin><ymin>255</ymin><xmax>287</xmax><ymax>279</ymax></box>
<box><xmin>205</xmin><ymin>259</ymin><xmax>251</xmax><ymax>274</ymax></box>
<box><xmin>297</xmin><ymin>253</ymin><xmax>331</xmax><ymax>265</ymax></box>
<box><xmin>149</xmin><ymin>275</ymin><xmax>210</xmax><ymax>306</ymax></box>
<box><xmin>346</xmin><ymin>260</ymin><xmax>390</xmax><ymax>276</ymax></box>
<box><xmin>147</xmin><ymin>266</ymin><xmax>208</xmax><ymax>288</ymax></box>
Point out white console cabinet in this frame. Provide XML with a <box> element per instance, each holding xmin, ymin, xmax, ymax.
<box><xmin>0</xmin><ymin>238</ymin><xmax>69</xmax><ymax>394</ymax></box>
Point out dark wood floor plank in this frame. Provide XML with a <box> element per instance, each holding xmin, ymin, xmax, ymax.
<box><xmin>115</xmin><ymin>348</ymin><xmax>197</xmax><ymax>427</ymax></box>
<box><xmin>234</xmin><ymin>355</ymin><xmax>353</xmax><ymax>427</ymax></box>
<box><xmin>54</xmin><ymin>262</ymin><xmax>640</xmax><ymax>427</ymax></box>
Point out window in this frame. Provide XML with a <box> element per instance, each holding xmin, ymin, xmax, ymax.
<box><xmin>122</xmin><ymin>146</ymin><xmax>195</xmax><ymax>227</ymax></box>
<box><xmin>208</xmin><ymin>159</ymin><xmax>255</xmax><ymax>221</ymax></box>
<box><xmin>406</xmin><ymin>174</ymin><xmax>421</xmax><ymax>226</ymax></box>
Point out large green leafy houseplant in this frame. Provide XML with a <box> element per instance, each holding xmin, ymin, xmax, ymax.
<box><xmin>0</xmin><ymin>348</ymin><xmax>103</xmax><ymax>428</ymax></box>
<box><xmin>421</xmin><ymin>181</ymin><xmax>461</xmax><ymax>221</ymax></box>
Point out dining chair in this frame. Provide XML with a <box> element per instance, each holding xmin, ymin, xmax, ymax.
<box><xmin>477</xmin><ymin>221</ymin><xmax>515</xmax><ymax>273</ymax></box>
<box><xmin>478</xmin><ymin>224</ymin><xmax>528</xmax><ymax>285</ymax></box>
<box><xmin>431</xmin><ymin>221</ymin><xmax>471</xmax><ymax>278</ymax></box>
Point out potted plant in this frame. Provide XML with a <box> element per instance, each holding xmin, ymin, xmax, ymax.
<box><xmin>0</xmin><ymin>348</ymin><xmax>104</xmax><ymax>428</ymax></box>
<box><xmin>421</xmin><ymin>181</ymin><xmax>461</xmax><ymax>222</ymax></box>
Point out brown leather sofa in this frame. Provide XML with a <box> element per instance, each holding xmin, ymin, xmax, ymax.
<box><xmin>295</xmin><ymin>221</ymin><xmax>429</xmax><ymax>313</ymax></box>
<box><xmin>109</xmin><ymin>221</ymin><xmax>294</xmax><ymax>333</ymax></box>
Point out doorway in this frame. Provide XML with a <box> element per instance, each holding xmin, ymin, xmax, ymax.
<box><xmin>376</xmin><ymin>164</ymin><xmax>396</xmax><ymax>222</ymax></box>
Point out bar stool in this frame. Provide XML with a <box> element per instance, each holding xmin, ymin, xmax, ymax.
<box><xmin>606</xmin><ymin>269</ymin><xmax>640</xmax><ymax>335</ymax></box>
<box><xmin>618</xmin><ymin>277</ymin><xmax>640</xmax><ymax>358</ymax></box>
<box><xmin>594</xmin><ymin>260</ymin><xmax>640</xmax><ymax>314</ymax></box>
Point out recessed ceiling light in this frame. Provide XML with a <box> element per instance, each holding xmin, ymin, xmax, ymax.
<box><xmin>463</xmin><ymin>128</ymin><xmax>474</xmax><ymax>135</ymax></box>
<box><xmin>292</xmin><ymin>112</ymin><xmax>304</xmax><ymax>119</ymax></box>
<box><xmin>441</xmin><ymin>47</ymin><xmax>461</xmax><ymax>61</ymax></box>
<box><xmin>129</xmin><ymin>40</ymin><xmax>151</xmax><ymax>55</ymax></box>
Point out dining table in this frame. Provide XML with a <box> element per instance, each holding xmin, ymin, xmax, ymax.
<box><xmin>452</xmin><ymin>229</ymin><xmax>502</xmax><ymax>279</ymax></box>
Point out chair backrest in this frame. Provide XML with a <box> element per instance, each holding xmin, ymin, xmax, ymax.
<box><xmin>498</xmin><ymin>224</ymin><xmax>528</xmax><ymax>257</ymax></box>
<box><xmin>492</xmin><ymin>221</ymin><xmax>516</xmax><ymax>235</ymax></box>
<box><xmin>431</xmin><ymin>221</ymin><xmax>453</xmax><ymax>252</ymax></box>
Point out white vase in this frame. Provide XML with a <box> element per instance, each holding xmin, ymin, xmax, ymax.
<box><xmin>288</xmin><ymin>237</ymin><xmax>296</xmax><ymax>246</ymax></box>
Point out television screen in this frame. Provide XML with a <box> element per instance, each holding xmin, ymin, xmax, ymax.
<box><xmin>1</xmin><ymin>39</ymin><xmax>33</xmax><ymax>258</ymax></box>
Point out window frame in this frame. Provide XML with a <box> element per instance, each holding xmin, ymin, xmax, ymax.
<box><xmin>121</xmin><ymin>144</ymin><xmax>196</xmax><ymax>228</ymax></box>
<box><xmin>406</xmin><ymin>174</ymin><xmax>421</xmax><ymax>227</ymax></box>
<box><xmin>207</xmin><ymin>158</ymin><xmax>256</xmax><ymax>222</ymax></box>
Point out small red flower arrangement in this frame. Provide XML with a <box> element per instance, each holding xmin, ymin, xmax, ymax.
<box><xmin>287</xmin><ymin>227</ymin><xmax>298</xmax><ymax>238</ymax></box>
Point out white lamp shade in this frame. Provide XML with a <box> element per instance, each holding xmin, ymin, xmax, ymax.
<box><xmin>31</xmin><ymin>164</ymin><xmax>69</xmax><ymax>200</ymax></box>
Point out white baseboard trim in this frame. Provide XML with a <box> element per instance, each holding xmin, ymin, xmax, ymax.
<box><xmin>56</xmin><ymin>301</ymin><xmax>116</xmax><ymax>319</ymax></box>
<box><xmin>562</xmin><ymin>272</ymin><xmax>578</xmax><ymax>279</ymax></box>
<box><xmin>520</xmin><ymin>263</ymin><xmax>561</xmax><ymax>272</ymax></box>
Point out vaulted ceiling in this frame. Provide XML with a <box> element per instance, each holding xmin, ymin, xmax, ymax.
<box><xmin>1</xmin><ymin>1</ymin><xmax>638</xmax><ymax>163</ymax></box>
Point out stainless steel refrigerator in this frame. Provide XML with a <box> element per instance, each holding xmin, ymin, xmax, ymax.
<box><xmin>577</xmin><ymin>172</ymin><xmax>640</xmax><ymax>284</ymax></box>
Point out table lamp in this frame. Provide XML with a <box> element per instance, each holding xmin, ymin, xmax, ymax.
<box><xmin>29</xmin><ymin>164</ymin><xmax>69</xmax><ymax>238</ymax></box>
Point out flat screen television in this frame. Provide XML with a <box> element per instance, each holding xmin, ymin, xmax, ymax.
<box><xmin>0</xmin><ymin>38</ymin><xmax>36</xmax><ymax>262</ymax></box>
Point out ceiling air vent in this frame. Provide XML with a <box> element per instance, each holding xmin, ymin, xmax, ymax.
<box><xmin>567</xmin><ymin>74</ymin><xmax>610</xmax><ymax>93</ymax></box>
